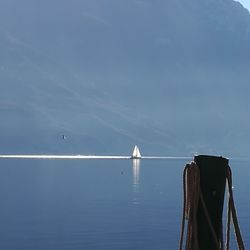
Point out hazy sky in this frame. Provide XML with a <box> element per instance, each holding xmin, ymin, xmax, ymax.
<box><xmin>237</xmin><ymin>0</ymin><xmax>250</xmax><ymax>10</ymax></box>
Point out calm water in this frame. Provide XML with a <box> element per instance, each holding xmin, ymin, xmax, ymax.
<box><xmin>0</xmin><ymin>158</ymin><xmax>249</xmax><ymax>249</ymax></box>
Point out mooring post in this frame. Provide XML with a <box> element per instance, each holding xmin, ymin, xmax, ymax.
<box><xmin>194</xmin><ymin>155</ymin><xmax>228</xmax><ymax>249</ymax></box>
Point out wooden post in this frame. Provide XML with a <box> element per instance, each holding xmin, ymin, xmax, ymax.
<box><xmin>194</xmin><ymin>155</ymin><xmax>228</xmax><ymax>249</ymax></box>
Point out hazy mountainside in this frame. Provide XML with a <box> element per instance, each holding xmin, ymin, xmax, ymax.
<box><xmin>1</xmin><ymin>0</ymin><xmax>250</xmax><ymax>156</ymax></box>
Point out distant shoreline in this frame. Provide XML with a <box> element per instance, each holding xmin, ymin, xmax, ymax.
<box><xmin>0</xmin><ymin>155</ymin><xmax>192</xmax><ymax>160</ymax></box>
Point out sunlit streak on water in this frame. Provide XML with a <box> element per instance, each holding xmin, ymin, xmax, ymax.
<box><xmin>132</xmin><ymin>159</ymin><xmax>140</xmax><ymax>188</ymax></box>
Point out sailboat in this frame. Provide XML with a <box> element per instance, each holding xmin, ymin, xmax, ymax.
<box><xmin>131</xmin><ymin>145</ymin><xmax>142</xmax><ymax>159</ymax></box>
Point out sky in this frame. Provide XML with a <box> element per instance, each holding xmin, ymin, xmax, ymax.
<box><xmin>237</xmin><ymin>0</ymin><xmax>250</xmax><ymax>11</ymax></box>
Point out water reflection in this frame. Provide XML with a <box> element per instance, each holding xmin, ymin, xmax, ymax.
<box><xmin>132</xmin><ymin>159</ymin><xmax>140</xmax><ymax>190</ymax></box>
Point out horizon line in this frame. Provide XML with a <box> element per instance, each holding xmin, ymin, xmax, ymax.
<box><xmin>0</xmin><ymin>154</ymin><xmax>192</xmax><ymax>160</ymax></box>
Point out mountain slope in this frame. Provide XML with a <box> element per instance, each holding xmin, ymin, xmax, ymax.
<box><xmin>1</xmin><ymin>0</ymin><xmax>250</xmax><ymax>156</ymax></box>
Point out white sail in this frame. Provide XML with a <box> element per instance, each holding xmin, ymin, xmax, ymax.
<box><xmin>132</xmin><ymin>145</ymin><xmax>141</xmax><ymax>159</ymax></box>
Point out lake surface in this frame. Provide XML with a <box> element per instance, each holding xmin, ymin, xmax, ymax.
<box><xmin>0</xmin><ymin>158</ymin><xmax>249</xmax><ymax>249</ymax></box>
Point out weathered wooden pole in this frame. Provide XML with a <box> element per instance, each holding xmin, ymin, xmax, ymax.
<box><xmin>194</xmin><ymin>155</ymin><xmax>228</xmax><ymax>249</ymax></box>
